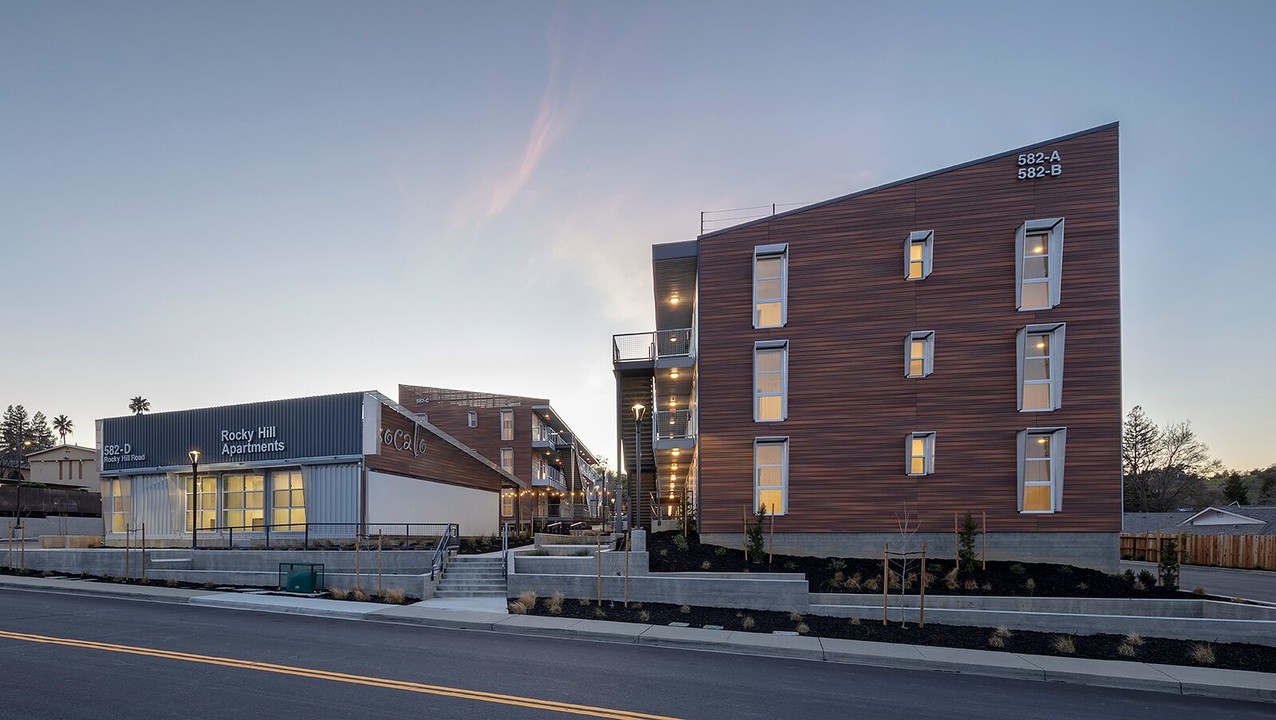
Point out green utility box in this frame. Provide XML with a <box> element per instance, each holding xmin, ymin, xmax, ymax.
<box><xmin>278</xmin><ymin>563</ymin><xmax>325</xmax><ymax>593</ymax></box>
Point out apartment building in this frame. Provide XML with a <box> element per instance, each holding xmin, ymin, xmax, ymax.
<box><xmin>614</xmin><ymin>124</ymin><xmax>1122</xmax><ymax>570</ymax></box>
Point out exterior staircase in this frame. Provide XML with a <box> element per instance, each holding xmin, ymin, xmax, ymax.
<box><xmin>434</xmin><ymin>555</ymin><xmax>507</xmax><ymax>598</ymax></box>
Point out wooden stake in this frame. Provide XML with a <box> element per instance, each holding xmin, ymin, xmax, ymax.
<box><xmin>595</xmin><ymin>528</ymin><xmax>602</xmax><ymax>607</ymax></box>
<box><xmin>625</xmin><ymin>530</ymin><xmax>631</xmax><ymax>607</ymax></box>
<box><xmin>377</xmin><ymin>530</ymin><xmax>384</xmax><ymax>596</ymax></box>
<box><xmin>981</xmin><ymin>510</ymin><xmax>987</xmax><ymax>571</ymax></box>
<box><xmin>742</xmin><ymin>505</ymin><xmax>749</xmax><ymax>563</ymax></box>
<box><xmin>768</xmin><ymin>503</ymin><xmax>775</xmax><ymax>566</ymax></box>
<box><xmin>953</xmin><ymin>512</ymin><xmax>959</xmax><ymax>573</ymax></box>
<box><xmin>141</xmin><ymin>523</ymin><xmax>147</xmax><ymax>583</ymax></box>
<box><xmin>125</xmin><ymin>524</ymin><xmax>131</xmax><ymax>581</ymax></box>
<box><xmin>354</xmin><ymin>530</ymin><xmax>361</xmax><ymax>591</ymax></box>
<box><xmin>919</xmin><ymin>542</ymin><xmax>926</xmax><ymax>628</ymax></box>
<box><xmin>882</xmin><ymin>543</ymin><xmax>889</xmax><ymax>626</ymax></box>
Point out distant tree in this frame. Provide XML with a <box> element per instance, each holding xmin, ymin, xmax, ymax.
<box><xmin>129</xmin><ymin>396</ymin><xmax>151</xmax><ymax>415</ymax></box>
<box><xmin>1122</xmin><ymin>408</ymin><xmax>1222</xmax><ymax>512</ymax></box>
<box><xmin>52</xmin><ymin>415</ymin><xmax>73</xmax><ymax>444</ymax></box>
<box><xmin>1</xmin><ymin>405</ymin><xmax>55</xmax><ymax>477</ymax></box>
<box><xmin>1222</xmin><ymin>473</ymin><xmax>1250</xmax><ymax>505</ymax></box>
<box><xmin>28</xmin><ymin>412</ymin><xmax>55</xmax><ymax>450</ymax></box>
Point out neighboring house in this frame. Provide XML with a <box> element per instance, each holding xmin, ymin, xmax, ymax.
<box><xmin>26</xmin><ymin>444</ymin><xmax>98</xmax><ymax>491</ymax></box>
<box><xmin>398</xmin><ymin>384</ymin><xmax>604</xmax><ymax>528</ymax></box>
<box><xmin>614</xmin><ymin>123</ymin><xmax>1122</xmax><ymax>570</ymax></box>
<box><xmin>97</xmin><ymin>391</ymin><xmax>524</xmax><ymax>542</ymax></box>
<box><xmin>1124</xmin><ymin>507</ymin><xmax>1276</xmax><ymax>537</ymax></box>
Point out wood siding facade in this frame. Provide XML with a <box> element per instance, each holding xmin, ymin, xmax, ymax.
<box><xmin>365</xmin><ymin>400</ymin><xmax>509</xmax><ymax>493</ymax></box>
<box><xmin>695</xmin><ymin>126</ymin><xmax>1121</xmax><ymax>537</ymax></box>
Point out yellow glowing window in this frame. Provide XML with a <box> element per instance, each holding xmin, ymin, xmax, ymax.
<box><xmin>755</xmin><ymin>345</ymin><xmax>787</xmax><ymax>421</ymax></box>
<box><xmin>1020</xmin><ymin>429</ymin><xmax>1062</xmax><ymax>513</ymax></box>
<box><xmin>907</xmin><ymin>433</ymin><xmax>934</xmax><ymax>475</ymax></box>
<box><xmin>906</xmin><ymin>332</ymin><xmax>933</xmax><ymax>378</ymax></box>
<box><xmin>754</xmin><ymin>247</ymin><xmax>787</xmax><ymax>328</ymax></box>
<box><xmin>1017</xmin><ymin>220</ymin><xmax>1062</xmax><ymax>310</ymax></box>
<box><xmin>905</xmin><ymin>231</ymin><xmax>933</xmax><ymax>280</ymax></box>
<box><xmin>755</xmin><ymin>439</ymin><xmax>787</xmax><ymax>515</ymax></box>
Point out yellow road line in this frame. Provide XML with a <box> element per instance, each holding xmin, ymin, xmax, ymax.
<box><xmin>0</xmin><ymin>630</ymin><xmax>682</xmax><ymax>720</ymax></box>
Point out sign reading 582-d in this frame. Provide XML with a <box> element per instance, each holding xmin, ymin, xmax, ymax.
<box><xmin>1017</xmin><ymin>150</ymin><xmax>1062</xmax><ymax>180</ymax></box>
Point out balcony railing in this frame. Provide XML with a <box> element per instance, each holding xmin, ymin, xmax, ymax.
<box><xmin>533</xmin><ymin>465</ymin><xmax>565</xmax><ymax>490</ymax></box>
<box><xmin>655</xmin><ymin>409</ymin><xmax>696</xmax><ymax>440</ymax></box>
<box><xmin>577</xmin><ymin>458</ymin><xmax>601</xmax><ymax>486</ymax></box>
<box><xmin>532</xmin><ymin>425</ymin><xmax>566</xmax><ymax>446</ymax></box>
<box><xmin>613</xmin><ymin>328</ymin><xmax>694</xmax><ymax>363</ymax></box>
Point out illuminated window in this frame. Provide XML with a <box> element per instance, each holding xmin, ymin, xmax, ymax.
<box><xmin>754</xmin><ymin>341</ymin><xmax>788</xmax><ymax>422</ymax></box>
<box><xmin>501</xmin><ymin>489</ymin><xmax>515</xmax><ymax>517</ymax></box>
<box><xmin>906</xmin><ymin>432</ymin><xmax>935</xmax><ymax>476</ymax></box>
<box><xmin>467</xmin><ymin>411</ymin><xmax>478</xmax><ymax>428</ymax></box>
<box><xmin>222</xmin><ymin>473</ymin><xmax>265</xmax><ymax>530</ymax></box>
<box><xmin>753</xmin><ymin>243</ymin><xmax>788</xmax><ymax>328</ymax></box>
<box><xmin>1017</xmin><ymin>324</ymin><xmax>1066</xmax><ymax>411</ymax></box>
<box><xmin>500</xmin><ymin>447</ymin><xmax>514</xmax><ymax>474</ymax></box>
<box><xmin>185</xmin><ymin>475</ymin><xmax>217</xmax><ymax>531</ymax></box>
<box><xmin>1018</xmin><ymin>428</ymin><xmax>1065</xmax><ymax>513</ymax></box>
<box><xmin>754</xmin><ymin>438</ymin><xmax>788</xmax><ymax>515</ymax></box>
<box><xmin>109</xmin><ymin>478</ymin><xmax>132</xmax><ymax>533</ymax></box>
<box><xmin>1016</xmin><ymin>218</ymin><xmax>1064</xmax><ymax>310</ymax></box>
<box><xmin>500</xmin><ymin>410</ymin><xmax>514</xmax><ymax>441</ymax></box>
<box><xmin>905</xmin><ymin>230</ymin><xmax>933</xmax><ymax>280</ymax></box>
<box><xmin>271</xmin><ymin>470</ymin><xmax>305</xmax><ymax>529</ymax></box>
<box><xmin>905</xmin><ymin>331</ymin><xmax>934</xmax><ymax>378</ymax></box>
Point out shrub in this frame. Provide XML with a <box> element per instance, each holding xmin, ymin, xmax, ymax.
<box><xmin>518</xmin><ymin>590</ymin><xmax>537</xmax><ymax>608</ymax></box>
<box><xmin>1009</xmin><ymin>563</ymin><xmax>1025</xmax><ymax>575</ymax></box>
<box><xmin>1056</xmin><ymin>565</ymin><xmax>1072</xmax><ymax>575</ymax></box>
<box><xmin>1132</xmin><ymin>581</ymin><xmax>1146</xmax><ymax>591</ymax></box>
<box><xmin>1189</xmin><ymin>643</ymin><xmax>1216</xmax><ymax>665</ymax></box>
<box><xmin>659</xmin><ymin>548</ymin><xmax>669</xmax><ymax>557</ymax></box>
<box><xmin>828</xmin><ymin>558</ymin><xmax>846</xmax><ymax>572</ymax></box>
<box><xmin>578</xmin><ymin>597</ymin><xmax>591</xmax><ymax>607</ymax></box>
<box><xmin>846</xmin><ymin>573</ymin><xmax>863</xmax><ymax>591</ymax></box>
<box><xmin>384</xmin><ymin>588</ymin><xmax>407</xmax><ymax>605</ymax></box>
<box><xmin>963</xmin><ymin>579</ymin><xmax>978</xmax><ymax>591</ymax></box>
<box><xmin>679</xmin><ymin>604</ymin><xmax>691</xmax><ymax>614</ymax></box>
<box><xmin>993</xmin><ymin>626</ymin><xmax>1013</xmax><ymax>639</ymax></box>
<box><xmin>672</xmin><ymin>534</ymin><xmax>689</xmax><ymax>552</ymax></box>
<box><xmin>741</xmin><ymin>616</ymin><xmax>756</xmax><ymax>630</ymax></box>
<box><xmin>714</xmin><ymin>546</ymin><xmax>727</xmax><ymax>557</ymax></box>
<box><xmin>958</xmin><ymin>512</ymin><xmax>980</xmax><ymax>572</ymax></box>
<box><xmin>638</xmin><ymin>610</ymin><xmax>651</xmax><ymax>622</ymax></box>
<box><xmin>166</xmin><ymin>578</ymin><xmax>180</xmax><ymax>588</ymax></box>
<box><xmin>981</xmin><ymin>582</ymin><xmax>992</xmax><ymax>591</ymax></box>
<box><xmin>1117</xmin><ymin>641</ymin><xmax>1137</xmax><ymax>657</ymax></box>
<box><xmin>788</xmin><ymin>610</ymin><xmax>803</xmax><ymax>622</ymax></box>
<box><xmin>351</xmin><ymin>586</ymin><xmax>370</xmax><ymax>602</ymax></box>
<box><xmin>1024</xmin><ymin>578</ymin><xmax>1036</xmax><ymax>593</ymax></box>
<box><xmin>944</xmin><ymin>569</ymin><xmax>959</xmax><ymax>591</ymax></box>
<box><xmin>1076</xmin><ymin>581</ymin><xmax>1088</xmax><ymax>591</ymax></box>
<box><xmin>1137</xmin><ymin>569</ymin><xmax>1157</xmax><ymax>587</ymax></box>
<box><xmin>508</xmin><ymin>600</ymin><xmax>527</xmax><ymax>614</ymax></box>
<box><xmin>795</xmin><ymin>622</ymin><xmax>810</xmax><ymax>635</ymax></box>
<box><xmin>988</xmin><ymin>634</ymin><xmax>1005</xmax><ymax>648</ymax></box>
<box><xmin>1159</xmin><ymin>537</ymin><xmax>1181</xmax><ymax>590</ymax></box>
<box><xmin>1051</xmin><ymin>635</ymin><xmax>1076</xmax><ymax>655</ymax></box>
<box><xmin>1192</xmin><ymin>586</ymin><xmax>1207</xmax><ymax>596</ymax></box>
<box><xmin>864</xmin><ymin>576</ymin><xmax>880</xmax><ymax>591</ymax></box>
<box><xmin>849</xmin><ymin>616</ymin><xmax>861</xmax><ymax>625</ymax></box>
<box><xmin>328</xmin><ymin>586</ymin><xmax>349</xmax><ymax>600</ymax></box>
<box><xmin>746</xmin><ymin>506</ymin><xmax>767</xmax><ymax>559</ymax></box>
<box><xmin>1122</xmin><ymin>569</ymin><xmax>1136</xmax><ymax>583</ymax></box>
<box><xmin>700</xmin><ymin>561</ymin><xmax>712</xmax><ymax>570</ymax></box>
<box><xmin>593</xmin><ymin>606</ymin><xmax>607</xmax><ymax>619</ymax></box>
<box><xmin>547</xmin><ymin>591</ymin><xmax>565</xmax><ymax>615</ymax></box>
<box><xmin>1123</xmin><ymin>633</ymin><xmax>1145</xmax><ymax>646</ymax></box>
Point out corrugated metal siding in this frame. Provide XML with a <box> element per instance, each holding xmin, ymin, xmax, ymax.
<box><xmin>303</xmin><ymin>463</ymin><xmax>360</xmax><ymax>536</ymax></box>
<box><xmin>132</xmin><ymin>474</ymin><xmax>183</xmax><ymax>537</ymax></box>
<box><xmin>100</xmin><ymin>392</ymin><xmax>364</xmax><ymax>473</ymax></box>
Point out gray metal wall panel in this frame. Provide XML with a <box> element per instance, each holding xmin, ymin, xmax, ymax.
<box><xmin>303</xmin><ymin>463</ymin><xmax>360</xmax><ymax>536</ymax></box>
<box><xmin>100</xmin><ymin>393</ymin><xmax>364</xmax><ymax>473</ymax></box>
<box><xmin>132</xmin><ymin>474</ymin><xmax>182</xmax><ymax>537</ymax></box>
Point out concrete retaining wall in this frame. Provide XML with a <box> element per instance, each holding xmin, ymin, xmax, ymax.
<box><xmin>811</xmin><ymin>593</ymin><xmax>1276</xmax><ymax>620</ymax></box>
<box><xmin>2</xmin><ymin>517</ymin><xmax>103</xmax><ymax>538</ymax></box>
<box><xmin>508</xmin><ymin>571</ymin><xmax>811</xmax><ymax>612</ymax></box>
<box><xmin>701</xmin><ymin>531</ymin><xmax>1121</xmax><ymax>573</ymax></box>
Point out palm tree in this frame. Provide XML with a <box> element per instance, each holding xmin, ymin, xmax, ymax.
<box><xmin>129</xmin><ymin>397</ymin><xmax>151</xmax><ymax>415</ymax></box>
<box><xmin>52</xmin><ymin>415</ymin><xmax>73</xmax><ymax>444</ymax></box>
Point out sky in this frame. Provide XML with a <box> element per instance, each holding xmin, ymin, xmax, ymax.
<box><xmin>2</xmin><ymin>1</ymin><xmax>1273</xmax><ymax>471</ymax></box>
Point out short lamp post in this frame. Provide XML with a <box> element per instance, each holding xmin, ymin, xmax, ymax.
<box><xmin>631</xmin><ymin>403</ymin><xmax>646</xmax><ymax>532</ymax></box>
<box><xmin>188</xmin><ymin>449</ymin><xmax>200</xmax><ymax>550</ymax></box>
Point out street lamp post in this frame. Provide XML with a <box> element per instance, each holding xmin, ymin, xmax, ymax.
<box><xmin>631</xmin><ymin>403</ymin><xmax>646</xmax><ymax>532</ymax></box>
<box><xmin>188</xmin><ymin>450</ymin><xmax>200</xmax><ymax>550</ymax></box>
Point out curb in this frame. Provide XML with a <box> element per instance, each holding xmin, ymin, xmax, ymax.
<box><xmin>2</xmin><ymin>576</ymin><xmax>1272</xmax><ymax>704</ymax></box>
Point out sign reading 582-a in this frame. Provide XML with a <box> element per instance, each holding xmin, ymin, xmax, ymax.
<box><xmin>1018</xmin><ymin>150</ymin><xmax>1062</xmax><ymax>180</ymax></box>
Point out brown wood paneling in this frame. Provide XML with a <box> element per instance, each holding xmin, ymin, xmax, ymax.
<box><xmin>365</xmin><ymin>402</ymin><xmax>507</xmax><ymax>493</ymax></box>
<box><xmin>696</xmin><ymin>126</ymin><xmax>1121</xmax><ymax>536</ymax></box>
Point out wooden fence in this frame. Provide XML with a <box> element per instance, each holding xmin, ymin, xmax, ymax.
<box><xmin>1120</xmin><ymin>532</ymin><xmax>1276</xmax><ymax>572</ymax></box>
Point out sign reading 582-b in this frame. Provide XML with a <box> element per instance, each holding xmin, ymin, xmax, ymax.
<box><xmin>1018</xmin><ymin>150</ymin><xmax>1062</xmax><ymax>180</ymax></box>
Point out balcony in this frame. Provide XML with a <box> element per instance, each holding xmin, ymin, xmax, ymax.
<box><xmin>613</xmin><ymin>328</ymin><xmax>694</xmax><ymax>366</ymax></box>
<box><xmin>532</xmin><ymin>425</ymin><xmax>567</xmax><ymax>447</ymax></box>
<box><xmin>533</xmin><ymin>464</ymin><xmax>565</xmax><ymax>491</ymax></box>
<box><xmin>654</xmin><ymin>409</ymin><xmax>696</xmax><ymax>449</ymax></box>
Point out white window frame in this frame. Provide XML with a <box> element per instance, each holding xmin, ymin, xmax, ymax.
<box><xmin>467</xmin><ymin>411</ymin><xmax>478</xmax><ymax>428</ymax></box>
<box><xmin>904</xmin><ymin>230</ymin><xmax>934</xmax><ymax>281</ymax></box>
<box><xmin>904</xmin><ymin>331</ymin><xmax>934</xmax><ymax>378</ymax></box>
<box><xmin>109</xmin><ymin>478</ymin><xmax>132</xmax><ymax>534</ymax></box>
<box><xmin>1017</xmin><ymin>427</ymin><xmax>1066</xmax><ymax>513</ymax></box>
<box><xmin>501</xmin><ymin>489</ymin><xmax>515</xmax><ymax>517</ymax></box>
<box><xmin>905</xmin><ymin>432</ymin><xmax>935</xmax><ymax>476</ymax></box>
<box><xmin>754</xmin><ymin>437</ymin><xmax>789</xmax><ymax>516</ymax></box>
<box><xmin>270</xmin><ymin>470</ymin><xmax>306</xmax><ymax>529</ymax></box>
<box><xmin>753</xmin><ymin>243</ymin><xmax>788</xmax><ymax>328</ymax></box>
<box><xmin>1015</xmin><ymin>218</ymin><xmax>1064</xmax><ymax>310</ymax></box>
<box><xmin>500</xmin><ymin>410</ymin><xmax>514</xmax><ymax>441</ymax></box>
<box><xmin>754</xmin><ymin>340</ymin><xmax>789</xmax><ymax>422</ymax></box>
<box><xmin>1016</xmin><ymin>323</ymin><xmax>1066</xmax><ymax>411</ymax></box>
<box><xmin>500</xmin><ymin>447</ymin><xmax>514</xmax><ymax>474</ymax></box>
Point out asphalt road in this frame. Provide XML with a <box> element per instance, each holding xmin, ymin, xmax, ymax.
<box><xmin>0</xmin><ymin>588</ymin><xmax>1268</xmax><ymax>720</ymax></box>
<box><xmin>1121</xmin><ymin>561</ymin><xmax>1276</xmax><ymax>603</ymax></box>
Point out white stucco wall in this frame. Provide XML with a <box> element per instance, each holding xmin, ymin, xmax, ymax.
<box><xmin>366</xmin><ymin>470</ymin><xmax>498</xmax><ymax>536</ymax></box>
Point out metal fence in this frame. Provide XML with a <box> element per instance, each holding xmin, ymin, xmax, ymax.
<box><xmin>655</xmin><ymin>409</ymin><xmax>695</xmax><ymax>440</ymax></box>
<box><xmin>0</xmin><ymin>487</ymin><xmax>101</xmax><ymax>517</ymax></box>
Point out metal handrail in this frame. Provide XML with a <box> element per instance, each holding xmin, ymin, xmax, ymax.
<box><xmin>654</xmin><ymin>409</ymin><xmax>696</xmax><ymax>440</ymax></box>
<box><xmin>187</xmin><ymin>521</ymin><xmax>457</xmax><ymax>551</ymax></box>
<box><xmin>612</xmin><ymin>328</ymin><xmax>695</xmax><ymax>362</ymax></box>
<box><xmin>429</xmin><ymin>524</ymin><xmax>458</xmax><ymax>580</ymax></box>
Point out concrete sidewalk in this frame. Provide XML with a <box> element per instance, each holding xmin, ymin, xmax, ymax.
<box><xmin>1</xmin><ymin>574</ymin><xmax>1271</xmax><ymax>704</ymax></box>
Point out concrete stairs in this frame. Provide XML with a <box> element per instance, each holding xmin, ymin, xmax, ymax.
<box><xmin>435</xmin><ymin>556</ymin><xmax>507</xmax><ymax>598</ymax></box>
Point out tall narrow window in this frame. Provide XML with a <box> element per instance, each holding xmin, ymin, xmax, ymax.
<box><xmin>754</xmin><ymin>438</ymin><xmax>788</xmax><ymax>515</ymax></box>
<box><xmin>1018</xmin><ymin>428</ymin><xmax>1066</xmax><ymax>513</ymax></box>
<box><xmin>500</xmin><ymin>447</ymin><xmax>515</xmax><ymax>474</ymax></box>
<box><xmin>110</xmin><ymin>478</ymin><xmax>132</xmax><ymax>533</ymax></box>
<box><xmin>904</xmin><ymin>331</ymin><xmax>934</xmax><ymax>378</ymax></box>
<box><xmin>222</xmin><ymin>473</ymin><xmax>265</xmax><ymax>529</ymax></box>
<box><xmin>467</xmin><ymin>411</ymin><xmax>478</xmax><ymax>428</ymax></box>
<box><xmin>754</xmin><ymin>341</ymin><xmax>788</xmax><ymax>422</ymax></box>
<box><xmin>905</xmin><ymin>432</ymin><xmax>935</xmax><ymax>476</ymax></box>
<box><xmin>186</xmin><ymin>475</ymin><xmax>217</xmax><ymax>531</ymax></box>
<box><xmin>501</xmin><ymin>489</ymin><xmax>515</xmax><ymax>517</ymax></box>
<box><xmin>753</xmin><ymin>244</ymin><xmax>788</xmax><ymax>328</ymax></box>
<box><xmin>1017</xmin><ymin>324</ymin><xmax>1066</xmax><ymax>411</ymax></box>
<box><xmin>500</xmin><ymin>410</ymin><xmax>514</xmax><ymax>441</ymax></box>
<box><xmin>905</xmin><ymin>230</ymin><xmax>934</xmax><ymax>280</ymax></box>
<box><xmin>1015</xmin><ymin>218</ymin><xmax>1064</xmax><ymax>310</ymax></box>
<box><xmin>271</xmin><ymin>470</ymin><xmax>306</xmax><ymax>528</ymax></box>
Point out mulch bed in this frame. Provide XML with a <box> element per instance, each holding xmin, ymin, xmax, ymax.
<box><xmin>647</xmin><ymin>531</ymin><xmax>1193</xmax><ymax>599</ymax></box>
<box><xmin>521</xmin><ymin>597</ymin><xmax>1276</xmax><ymax>673</ymax></box>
